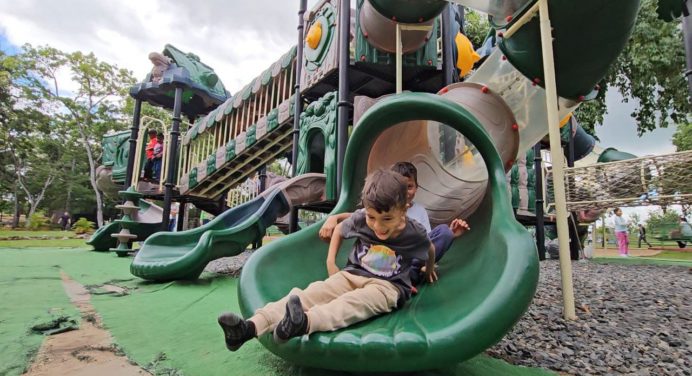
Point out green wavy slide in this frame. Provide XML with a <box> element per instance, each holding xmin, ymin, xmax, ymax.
<box><xmin>238</xmin><ymin>94</ymin><xmax>540</xmax><ymax>372</ymax></box>
<box><xmin>130</xmin><ymin>188</ymin><xmax>289</xmax><ymax>281</ymax></box>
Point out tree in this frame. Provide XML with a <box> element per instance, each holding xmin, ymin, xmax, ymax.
<box><xmin>672</xmin><ymin>122</ymin><xmax>691</xmax><ymax>151</ymax></box>
<box><xmin>575</xmin><ymin>0</ymin><xmax>688</xmax><ymax>136</ymax></box>
<box><xmin>17</xmin><ymin>45</ymin><xmax>136</xmax><ymax>227</ymax></box>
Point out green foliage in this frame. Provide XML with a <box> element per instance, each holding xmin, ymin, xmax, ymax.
<box><xmin>672</xmin><ymin>122</ymin><xmax>691</xmax><ymax>151</ymax></box>
<box><xmin>575</xmin><ymin>0</ymin><xmax>688</xmax><ymax>136</ymax></box>
<box><xmin>27</xmin><ymin>213</ymin><xmax>50</xmax><ymax>230</ymax></box>
<box><xmin>463</xmin><ymin>10</ymin><xmax>491</xmax><ymax>49</ymax></box>
<box><xmin>71</xmin><ymin>217</ymin><xmax>95</xmax><ymax>234</ymax></box>
<box><xmin>646</xmin><ymin>209</ymin><xmax>681</xmax><ymax>234</ymax></box>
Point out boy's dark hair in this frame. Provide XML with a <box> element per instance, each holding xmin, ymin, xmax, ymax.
<box><xmin>147</xmin><ymin>129</ymin><xmax>157</xmax><ymax>135</ymax></box>
<box><xmin>390</xmin><ymin>161</ymin><xmax>417</xmax><ymax>185</ymax></box>
<box><xmin>361</xmin><ymin>169</ymin><xmax>407</xmax><ymax>213</ymax></box>
<box><xmin>157</xmin><ymin>132</ymin><xmax>164</xmax><ymax>139</ymax></box>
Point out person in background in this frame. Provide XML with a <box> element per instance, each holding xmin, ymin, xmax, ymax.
<box><xmin>142</xmin><ymin>129</ymin><xmax>158</xmax><ymax>182</ymax></box>
<box><xmin>637</xmin><ymin>223</ymin><xmax>652</xmax><ymax>249</ymax></box>
<box><xmin>613</xmin><ymin>208</ymin><xmax>629</xmax><ymax>257</ymax></box>
<box><xmin>677</xmin><ymin>217</ymin><xmax>692</xmax><ymax>248</ymax></box>
<box><xmin>59</xmin><ymin>212</ymin><xmax>71</xmax><ymax>231</ymax></box>
<box><xmin>152</xmin><ymin>133</ymin><xmax>164</xmax><ymax>183</ymax></box>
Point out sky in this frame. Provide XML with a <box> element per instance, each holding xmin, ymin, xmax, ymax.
<box><xmin>0</xmin><ymin>1</ymin><xmax>683</xmax><ymax>222</ymax></box>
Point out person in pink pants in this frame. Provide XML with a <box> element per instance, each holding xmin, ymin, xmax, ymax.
<box><xmin>613</xmin><ymin>208</ymin><xmax>629</xmax><ymax>257</ymax></box>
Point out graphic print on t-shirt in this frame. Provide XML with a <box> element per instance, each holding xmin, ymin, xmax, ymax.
<box><xmin>356</xmin><ymin>243</ymin><xmax>402</xmax><ymax>277</ymax></box>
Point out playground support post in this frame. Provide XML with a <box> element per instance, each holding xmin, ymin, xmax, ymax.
<box><xmin>336</xmin><ymin>0</ymin><xmax>351</xmax><ymax>199</ymax></box>
<box><xmin>161</xmin><ymin>86</ymin><xmax>183</xmax><ymax>231</ymax></box>
<box><xmin>539</xmin><ymin>0</ymin><xmax>576</xmax><ymax>320</ymax></box>
<box><xmin>534</xmin><ymin>143</ymin><xmax>546</xmax><ymax>261</ymax></box>
<box><xmin>289</xmin><ymin>0</ymin><xmax>307</xmax><ymax>233</ymax></box>
<box><xmin>684</xmin><ymin>0</ymin><xmax>692</xmax><ymax>100</ymax></box>
<box><xmin>124</xmin><ymin>99</ymin><xmax>142</xmax><ymax>189</ymax></box>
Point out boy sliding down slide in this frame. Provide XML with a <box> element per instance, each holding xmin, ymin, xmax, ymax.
<box><xmin>218</xmin><ymin>169</ymin><xmax>436</xmax><ymax>351</ymax></box>
<box><xmin>320</xmin><ymin>162</ymin><xmax>469</xmax><ymax>284</ymax></box>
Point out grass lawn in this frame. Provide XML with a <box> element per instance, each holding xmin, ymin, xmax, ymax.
<box><xmin>0</xmin><ymin>246</ymin><xmax>557</xmax><ymax>376</ymax></box>
<box><xmin>0</xmin><ymin>229</ymin><xmax>78</xmax><ymax>238</ymax></box>
<box><xmin>0</xmin><ymin>238</ymin><xmax>88</xmax><ymax>248</ymax></box>
<box><xmin>641</xmin><ymin>251</ymin><xmax>692</xmax><ymax>261</ymax></box>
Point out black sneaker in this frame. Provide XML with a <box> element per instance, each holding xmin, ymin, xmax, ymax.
<box><xmin>218</xmin><ymin>312</ymin><xmax>256</xmax><ymax>351</ymax></box>
<box><xmin>273</xmin><ymin>295</ymin><xmax>308</xmax><ymax>343</ymax></box>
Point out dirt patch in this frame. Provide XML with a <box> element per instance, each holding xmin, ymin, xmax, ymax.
<box><xmin>22</xmin><ymin>272</ymin><xmax>150</xmax><ymax>376</ymax></box>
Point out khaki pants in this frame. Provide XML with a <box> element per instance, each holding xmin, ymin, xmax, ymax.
<box><xmin>250</xmin><ymin>271</ymin><xmax>400</xmax><ymax>335</ymax></box>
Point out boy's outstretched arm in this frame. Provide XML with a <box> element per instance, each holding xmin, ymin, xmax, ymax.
<box><xmin>425</xmin><ymin>242</ymin><xmax>437</xmax><ymax>283</ymax></box>
<box><xmin>326</xmin><ymin>223</ymin><xmax>343</xmax><ymax>276</ymax></box>
<box><xmin>319</xmin><ymin>212</ymin><xmax>352</xmax><ymax>242</ymax></box>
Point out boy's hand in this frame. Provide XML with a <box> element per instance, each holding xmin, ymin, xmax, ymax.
<box><xmin>421</xmin><ymin>265</ymin><xmax>438</xmax><ymax>283</ymax></box>
<box><xmin>327</xmin><ymin>261</ymin><xmax>340</xmax><ymax>276</ymax></box>
<box><xmin>319</xmin><ymin>216</ymin><xmax>338</xmax><ymax>242</ymax></box>
<box><xmin>450</xmin><ymin>219</ymin><xmax>470</xmax><ymax>238</ymax></box>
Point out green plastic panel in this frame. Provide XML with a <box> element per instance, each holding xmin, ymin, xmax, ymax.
<box><xmin>206</xmin><ymin>153</ymin><xmax>216</xmax><ymax>175</ymax></box>
<box><xmin>296</xmin><ymin>92</ymin><xmax>338</xmax><ymax>200</ymax></box>
<box><xmin>499</xmin><ymin>0</ymin><xmax>641</xmax><ymax>99</ymax></box>
<box><xmin>225</xmin><ymin>140</ymin><xmax>236</xmax><ymax>162</ymax></box>
<box><xmin>238</xmin><ymin>93</ymin><xmax>539</xmax><ymax>372</ymax></box>
<box><xmin>596</xmin><ymin>147</ymin><xmax>638</xmax><ymax>163</ymax></box>
<box><xmin>246</xmin><ymin>125</ymin><xmax>257</xmax><ymax>147</ymax></box>
<box><xmin>368</xmin><ymin>0</ymin><xmax>446</xmax><ymax>23</ymax></box>
<box><xmin>355</xmin><ymin>0</ymin><xmax>440</xmax><ymax>67</ymax></box>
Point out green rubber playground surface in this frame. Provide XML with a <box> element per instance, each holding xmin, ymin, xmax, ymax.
<box><xmin>0</xmin><ymin>247</ymin><xmax>556</xmax><ymax>376</ymax></box>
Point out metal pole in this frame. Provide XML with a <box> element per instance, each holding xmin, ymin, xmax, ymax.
<box><xmin>396</xmin><ymin>24</ymin><xmax>403</xmax><ymax>93</ymax></box>
<box><xmin>161</xmin><ymin>86</ymin><xmax>183</xmax><ymax>231</ymax></box>
<box><xmin>538</xmin><ymin>0</ymin><xmax>576</xmax><ymax>320</ymax></box>
<box><xmin>534</xmin><ymin>143</ymin><xmax>546</xmax><ymax>261</ymax></box>
<box><xmin>336</xmin><ymin>0</ymin><xmax>351</xmax><ymax>198</ymax></box>
<box><xmin>290</xmin><ymin>0</ymin><xmax>307</xmax><ymax>233</ymax></box>
<box><xmin>258</xmin><ymin>165</ymin><xmax>267</xmax><ymax>193</ymax></box>
<box><xmin>683</xmin><ymin>0</ymin><xmax>692</xmax><ymax>100</ymax></box>
<box><xmin>176</xmin><ymin>200</ymin><xmax>186</xmax><ymax>231</ymax></box>
<box><xmin>124</xmin><ymin>99</ymin><xmax>142</xmax><ymax>188</ymax></box>
<box><xmin>566</xmin><ymin>120</ymin><xmax>580</xmax><ymax>260</ymax></box>
<box><xmin>441</xmin><ymin>4</ymin><xmax>457</xmax><ymax>163</ymax></box>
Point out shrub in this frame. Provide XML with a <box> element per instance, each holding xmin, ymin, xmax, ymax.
<box><xmin>28</xmin><ymin>213</ymin><xmax>50</xmax><ymax>230</ymax></box>
<box><xmin>71</xmin><ymin>217</ymin><xmax>95</xmax><ymax>234</ymax></box>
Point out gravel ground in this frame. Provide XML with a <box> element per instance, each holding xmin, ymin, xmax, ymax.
<box><xmin>206</xmin><ymin>255</ymin><xmax>691</xmax><ymax>375</ymax></box>
<box><xmin>488</xmin><ymin>260</ymin><xmax>691</xmax><ymax>376</ymax></box>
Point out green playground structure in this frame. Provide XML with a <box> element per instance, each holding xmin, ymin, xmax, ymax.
<box><xmin>86</xmin><ymin>0</ymin><xmax>690</xmax><ymax>372</ymax></box>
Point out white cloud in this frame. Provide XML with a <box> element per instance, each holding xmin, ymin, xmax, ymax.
<box><xmin>0</xmin><ymin>0</ymin><xmax>321</xmax><ymax>94</ymax></box>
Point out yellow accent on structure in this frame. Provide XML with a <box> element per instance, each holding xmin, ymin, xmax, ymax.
<box><xmin>306</xmin><ymin>21</ymin><xmax>323</xmax><ymax>50</ymax></box>
<box><xmin>455</xmin><ymin>32</ymin><xmax>481</xmax><ymax>77</ymax></box>
<box><xmin>462</xmin><ymin>145</ymin><xmax>475</xmax><ymax>166</ymax></box>
<box><xmin>559</xmin><ymin>113</ymin><xmax>572</xmax><ymax>128</ymax></box>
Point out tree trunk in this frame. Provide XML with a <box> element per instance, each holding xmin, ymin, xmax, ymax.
<box><xmin>65</xmin><ymin>158</ymin><xmax>75</xmax><ymax>212</ymax></box>
<box><xmin>18</xmin><ymin>175</ymin><xmax>55</xmax><ymax>229</ymax></box>
<box><xmin>12</xmin><ymin>183</ymin><xmax>20</xmax><ymax>228</ymax></box>
<box><xmin>78</xmin><ymin>124</ymin><xmax>104</xmax><ymax>227</ymax></box>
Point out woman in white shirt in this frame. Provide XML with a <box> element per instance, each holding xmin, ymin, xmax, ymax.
<box><xmin>613</xmin><ymin>208</ymin><xmax>629</xmax><ymax>257</ymax></box>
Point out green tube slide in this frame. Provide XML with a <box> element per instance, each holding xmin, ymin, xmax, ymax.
<box><xmin>238</xmin><ymin>93</ymin><xmax>539</xmax><ymax>372</ymax></box>
<box><xmin>130</xmin><ymin>189</ymin><xmax>289</xmax><ymax>281</ymax></box>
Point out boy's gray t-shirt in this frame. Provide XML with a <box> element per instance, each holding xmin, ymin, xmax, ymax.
<box><xmin>340</xmin><ymin>209</ymin><xmax>430</xmax><ymax>303</ymax></box>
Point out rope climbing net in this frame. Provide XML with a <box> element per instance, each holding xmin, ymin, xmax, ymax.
<box><xmin>557</xmin><ymin>150</ymin><xmax>692</xmax><ymax>211</ymax></box>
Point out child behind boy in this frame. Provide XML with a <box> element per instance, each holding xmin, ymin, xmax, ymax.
<box><xmin>218</xmin><ymin>169</ymin><xmax>435</xmax><ymax>351</ymax></box>
<box><xmin>320</xmin><ymin>162</ymin><xmax>469</xmax><ymax>283</ymax></box>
